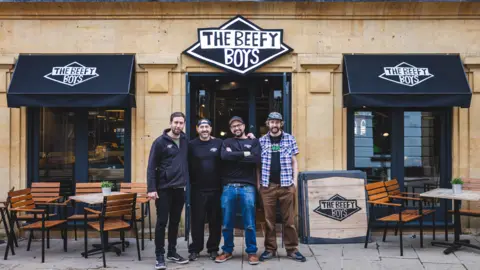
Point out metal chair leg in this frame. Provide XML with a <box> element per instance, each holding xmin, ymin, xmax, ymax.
<box><xmin>84</xmin><ymin>223</ymin><xmax>88</xmax><ymax>258</ymax></box>
<box><xmin>399</xmin><ymin>222</ymin><xmax>403</xmax><ymax>256</ymax></box>
<box><xmin>100</xmin><ymin>231</ymin><xmax>106</xmax><ymax>268</ymax></box>
<box><xmin>74</xmin><ymin>221</ymin><xmax>77</xmax><ymax>241</ymax></box>
<box><xmin>134</xmin><ymin>223</ymin><xmax>141</xmax><ymax>261</ymax></box>
<box><xmin>148</xmin><ymin>201</ymin><xmax>152</xmax><ymax>241</ymax></box>
<box><xmin>383</xmin><ymin>222</ymin><xmax>388</xmax><ymax>242</ymax></box>
<box><xmin>432</xmin><ymin>212</ymin><xmax>436</xmax><ymax>240</ymax></box>
<box><xmin>42</xmin><ymin>227</ymin><xmax>45</xmax><ymax>263</ymax></box>
<box><xmin>141</xmin><ymin>203</ymin><xmax>145</xmax><ymax>251</ymax></box>
<box><xmin>420</xmin><ymin>217</ymin><xmax>424</xmax><ymax>248</ymax></box>
<box><xmin>27</xmin><ymin>230</ymin><xmax>33</xmax><ymax>251</ymax></box>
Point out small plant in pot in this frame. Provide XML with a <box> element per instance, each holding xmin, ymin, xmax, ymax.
<box><xmin>101</xmin><ymin>181</ymin><xmax>113</xmax><ymax>196</ymax></box>
<box><xmin>451</xmin><ymin>178</ymin><xmax>464</xmax><ymax>194</ymax></box>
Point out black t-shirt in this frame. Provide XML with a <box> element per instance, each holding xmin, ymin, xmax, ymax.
<box><xmin>269</xmin><ymin>134</ymin><xmax>282</xmax><ymax>184</ymax></box>
<box><xmin>188</xmin><ymin>138</ymin><xmax>223</xmax><ymax>191</ymax></box>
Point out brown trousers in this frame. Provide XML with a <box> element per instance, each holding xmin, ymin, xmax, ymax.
<box><xmin>259</xmin><ymin>183</ymin><xmax>298</xmax><ymax>253</ymax></box>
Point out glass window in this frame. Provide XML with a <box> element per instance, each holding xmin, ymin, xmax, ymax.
<box><xmin>404</xmin><ymin>111</ymin><xmax>441</xmax><ymax>198</ymax></box>
<box><xmin>353</xmin><ymin>110</ymin><xmax>392</xmax><ymax>182</ymax></box>
<box><xmin>88</xmin><ymin>109</ymin><xmax>126</xmax><ymax>191</ymax></box>
<box><xmin>38</xmin><ymin>108</ymin><xmax>76</xmax><ymax>194</ymax></box>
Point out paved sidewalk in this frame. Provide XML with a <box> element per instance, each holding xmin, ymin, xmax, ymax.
<box><xmin>1</xmin><ymin>234</ymin><xmax>480</xmax><ymax>269</ymax></box>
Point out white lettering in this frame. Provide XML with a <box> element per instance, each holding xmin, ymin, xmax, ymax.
<box><xmin>225</xmin><ymin>49</ymin><xmax>234</xmax><ymax>65</ymax></box>
<box><xmin>233</xmin><ymin>49</ymin><xmax>243</xmax><ymax>67</ymax></box>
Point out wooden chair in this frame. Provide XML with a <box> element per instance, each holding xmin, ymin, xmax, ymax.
<box><xmin>67</xmin><ymin>183</ymin><xmax>102</xmax><ymax>240</ymax></box>
<box><xmin>446</xmin><ymin>178</ymin><xmax>480</xmax><ymax>241</ymax></box>
<box><xmin>120</xmin><ymin>183</ymin><xmax>152</xmax><ymax>250</ymax></box>
<box><xmin>365</xmin><ymin>182</ymin><xmax>424</xmax><ymax>256</ymax></box>
<box><xmin>31</xmin><ymin>182</ymin><xmax>63</xmax><ymax>203</ymax></box>
<box><xmin>83</xmin><ymin>193</ymin><xmax>141</xmax><ymax>268</ymax></box>
<box><xmin>4</xmin><ymin>188</ymin><xmax>69</xmax><ymax>263</ymax></box>
<box><xmin>384</xmin><ymin>179</ymin><xmax>436</xmax><ymax>240</ymax></box>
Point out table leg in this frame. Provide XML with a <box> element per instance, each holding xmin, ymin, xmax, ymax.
<box><xmin>81</xmin><ymin>232</ymin><xmax>124</xmax><ymax>257</ymax></box>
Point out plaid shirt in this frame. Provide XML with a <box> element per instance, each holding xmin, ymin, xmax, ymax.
<box><xmin>259</xmin><ymin>132</ymin><xmax>299</xmax><ymax>187</ymax></box>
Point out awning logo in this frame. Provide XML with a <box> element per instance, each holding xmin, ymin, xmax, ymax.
<box><xmin>379</xmin><ymin>62</ymin><xmax>434</xmax><ymax>87</ymax></box>
<box><xmin>184</xmin><ymin>15</ymin><xmax>292</xmax><ymax>75</ymax></box>
<box><xmin>314</xmin><ymin>194</ymin><xmax>361</xmax><ymax>222</ymax></box>
<box><xmin>44</xmin><ymin>62</ymin><xmax>99</xmax><ymax>87</ymax></box>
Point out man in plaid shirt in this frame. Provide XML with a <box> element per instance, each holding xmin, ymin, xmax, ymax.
<box><xmin>258</xmin><ymin>112</ymin><xmax>306</xmax><ymax>262</ymax></box>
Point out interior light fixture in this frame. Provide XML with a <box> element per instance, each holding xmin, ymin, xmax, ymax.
<box><xmin>383</xmin><ymin>132</ymin><xmax>389</xmax><ymax>137</ymax></box>
<box><xmin>265</xmin><ymin>78</ymin><xmax>269</xmax><ymax>82</ymax></box>
<box><xmin>220</xmin><ymin>131</ymin><xmax>226</xmax><ymax>136</ymax></box>
<box><xmin>215</xmin><ymin>79</ymin><xmax>219</xmax><ymax>82</ymax></box>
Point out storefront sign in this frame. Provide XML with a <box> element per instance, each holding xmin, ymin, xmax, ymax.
<box><xmin>314</xmin><ymin>194</ymin><xmax>361</xmax><ymax>222</ymax></box>
<box><xmin>184</xmin><ymin>15</ymin><xmax>292</xmax><ymax>75</ymax></box>
<box><xmin>44</xmin><ymin>61</ymin><xmax>99</xmax><ymax>87</ymax></box>
<box><xmin>379</xmin><ymin>62</ymin><xmax>434</xmax><ymax>87</ymax></box>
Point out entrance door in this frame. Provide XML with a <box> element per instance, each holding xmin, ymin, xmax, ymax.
<box><xmin>186</xmin><ymin>73</ymin><xmax>291</xmax><ymax>140</ymax></box>
<box><xmin>348</xmin><ymin>108</ymin><xmax>452</xmax><ymax>225</ymax></box>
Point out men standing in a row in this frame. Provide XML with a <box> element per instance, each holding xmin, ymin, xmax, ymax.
<box><xmin>215</xmin><ymin>116</ymin><xmax>261</xmax><ymax>265</ymax></box>
<box><xmin>187</xmin><ymin>119</ymin><xmax>223</xmax><ymax>261</ymax></box>
<box><xmin>258</xmin><ymin>112</ymin><xmax>306</xmax><ymax>262</ymax></box>
<box><xmin>147</xmin><ymin>112</ymin><xmax>190</xmax><ymax>270</ymax></box>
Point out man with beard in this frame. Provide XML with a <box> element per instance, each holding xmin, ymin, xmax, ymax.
<box><xmin>215</xmin><ymin>116</ymin><xmax>261</xmax><ymax>265</ymax></box>
<box><xmin>147</xmin><ymin>112</ymin><xmax>189</xmax><ymax>269</ymax></box>
<box><xmin>258</xmin><ymin>112</ymin><xmax>306</xmax><ymax>262</ymax></box>
<box><xmin>187</xmin><ymin>119</ymin><xmax>223</xmax><ymax>261</ymax></box>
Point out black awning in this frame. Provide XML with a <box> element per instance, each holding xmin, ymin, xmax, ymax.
<box><xmin>343</xmin><ymin>54</ymin><xmax>472</xmax><ymax>108</ymax></box>
<box><xmin>7</xmin><ymin>54</ymin><xmax>136</xmax><ymax>108</ymax></box>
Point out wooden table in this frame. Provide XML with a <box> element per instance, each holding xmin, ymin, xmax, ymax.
<box><xmin>69</xmin><ymin>192</ymin><xmax>127</xmax><ymax>257</ymax></box>
<box><xmin>420</xmin><ymin>188</ymin><xmax>480</xmax><ymax>254</ymax></box>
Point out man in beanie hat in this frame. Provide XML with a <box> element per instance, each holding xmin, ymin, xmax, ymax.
<box><xmin>258</xmin><ymin>112</ymin><xmax>306</xmax><ymax>262</ymax></box>
<box><xmin>187</xmin><ymin>119</ymin><xmax>223</xmax><ymax>261</ymax></box>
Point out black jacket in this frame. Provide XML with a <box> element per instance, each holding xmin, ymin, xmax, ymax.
<box><xmin>147</xmin><ymin>129</ymin><xmax>189</xmax><ymax>192</ymax></box>
<box><xmin>220</xmin><ymin>137</ymin><xmax>261</xmax><ymax>187</ymax></box>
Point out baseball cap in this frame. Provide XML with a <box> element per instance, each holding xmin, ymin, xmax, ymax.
<box><xmin>197</xmin><ymin>118</ymin><xmax>212</xmax><ymax>127</ymax></box>
<box><xmin>267</xmin><ymin>112</ymin><xmax>283</xmax><ymax>121</ymax></box>
<box><xmin>229</xmin><ymin>116</ymin><xmax>244</xmax><ymax>126</ymax></box>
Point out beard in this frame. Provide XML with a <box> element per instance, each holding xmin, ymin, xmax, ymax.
<box><xmin>200</xmin><ymin>132</ymin><xmax>210</xmax><ymax>139</ymax></box>
<box><xmin>171</xmin><ymin>128</ymin><xmax>182</xmax><ymax>135</ymax></box>
<box><xmin>270</xmin><ymin>127</ymin><xmax>280</xmax><ymax>134</ymax></box>
<box><xmin>234</xmin><ymin>130</ymin><xmax>244</xmax><ymax>138</ymax></box>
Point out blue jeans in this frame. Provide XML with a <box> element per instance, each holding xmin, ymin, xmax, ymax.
<box><xmin>221</xmin><ymin>184</ymin><xmax>258</xmax><ymax>255</ymax></box>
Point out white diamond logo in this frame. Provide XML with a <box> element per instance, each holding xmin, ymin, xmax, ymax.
<box><xmin>184</xmin><ymin>15</ymin><xmax>292</xmax><ymax>75</ymax></box>
<box><xmin>44</xmin><ymin>62</ymin><xmax>99</xmax><ymax>87</ymax></box>
<box><xmin>379</xmin><ymin>62</ymin><xmax>434</xmax><ymax>87</ymax></box>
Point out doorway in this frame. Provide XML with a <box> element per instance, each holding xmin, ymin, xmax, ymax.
<box><xmin>186</xmin><ymin>73</ymin><xmax>291</xmax><ymax>140</ymax></box>
<box><xmin>347</xmin><ymin>108</ymin><xmax>452</xmax><ymax>225</ymax></box>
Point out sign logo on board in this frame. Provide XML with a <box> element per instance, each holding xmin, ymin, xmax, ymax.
<box><xmin>183</xmin><ymin>15</ymin><xmax>292</xmax><ymax>75</ymax></box>
<box><xmin>314</xmin><ymin>194</ymin><xmax>361</xmax><ymax>222</ymax></box>
<box><xmin>44</xmin><ymin>62</ymin><xmax>99</xmax><ymax>87</ymax></box>
<box><xmin>378</xmin><ymin>62</ymin><xmax>434</xmax><ymax>87</ymax></box>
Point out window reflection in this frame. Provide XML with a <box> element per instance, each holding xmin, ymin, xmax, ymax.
<box><xmin>354</xmin><ymin>110</ymin><xmax>392</xmax><ymax>182</ymax></box>
<box><xmin>38</xmin><ymin>108</ymin><xmax>75</xmax><ymax>195</ymax></box>
<box><xmin>88</xmin><ymin>109</ymin><xmax>125</xmax><ymax>191</ymax></box>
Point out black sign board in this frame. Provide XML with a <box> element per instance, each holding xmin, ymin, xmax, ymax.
<box><xmin>313</xmin><ymin>194</ymin><xmax>361</xmax><ymax>222</ymax></box>
<box><xmin>183</xmin><ymin>15</ymin><xmax>292</xmax><ymax>75</ymax></box>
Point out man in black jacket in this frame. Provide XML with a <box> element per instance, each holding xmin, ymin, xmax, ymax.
<box><xmin>215</xmin><ymin>116</ymin><xmax>261</xmax><ymax>265</ymax></box>
<box><xmin>147</xmin><ymin>112</ymin><xmax>189</xmax><ymax>270</ymax></box>
<box><xmin>187</xmin><ymin>119</ymin><xmax>223</xmax><ymax>261</ymax></box>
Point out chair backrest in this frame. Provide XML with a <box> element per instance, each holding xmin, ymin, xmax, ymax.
<box><xmin>8</xmin><ymin>188</ymin><xmax>35</xmax><ymax>210</ymax></box>
<box><xmin>101</xmin><ymin>193</ymin><xmax>137</xmax><ymax>218</ymax></box>
<box><xmin>75</xmin><ymin>183</ymin><xmax>102</xmax><ymax>195</ymax></box>
<box><xmin>31</xmin><ymin>182</ymin><xmax>60</xmax><ymax>202</ymax></box>
<box><xmin>461</xmin><ymin>178</ymin><xmax>480</xmax><ymax>191</ymax></box>
<box><xmin>365</xmin><ymin>181</ymin><xmax>390</xmax><ymax>204</ymax></box>
<box><xmin>120</xmin><ymin>183</ymin><xmax>147</xmax><ymax>198</ymax></box>
<box><xmin>384</xmin><ymin>179</ymin><xmax>401</xmax><ymax>196</ymax></box>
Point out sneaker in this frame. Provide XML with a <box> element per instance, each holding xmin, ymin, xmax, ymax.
<box><xmin>188</xmin><ymin>252</ymin><xmax>199</xmax><ymax>261</ymax></box>
<box><xmin>259</xmin><ymin>250</ymin><xmax>275</xmax><ymax>261</ymax></box>
<box><xmin>287</xmin><ymin>251</ymin><xmax>307</xmax><ymax>262</ymax></box>
<box><xmin>155</xmin><ymin>256</ymin><xmax>166</xmax><ymax>270</ymax></box>
<box><xmin>215</xmin><ymin>252</ymin><xmax>233</xmax><ymax>263</ymax></box>
<box><xmin>209</xmin><ymin>251</ymin><xmax>219</xmax><ymax>260</ymax></box>
<box><xmin>167</xmin><ymin>252</ymin><xmax>189</xmax><ymax>264</ymax></box>
<box><xmin>248</xmin><ymin>254</ymin><xmax>260</xmax><ymax>265</ymax></box>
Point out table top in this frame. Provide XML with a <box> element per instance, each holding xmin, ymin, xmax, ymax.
<box><xmin>70</xmin><ymin>192</ymin><xmax>125</xmax><ymax>204</ymax></box>
<box><xmin>420</xmin><ymin>188</ymin><xmax>480</xmax><ymax>201</ymax></box>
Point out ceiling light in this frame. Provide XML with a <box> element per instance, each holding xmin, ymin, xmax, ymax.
<box><xmin>265</xmin><ymin>79</ymin><xmax>269</xmax><ymax>82</ymax></box>
<box><xmin>383</xmin><ymin>132</ymin><xmax>389</xmax><ymax>137</ymax></box>
<box><xmin>201</xmin><ymin>104</ymin><xmax>205</xmax><ymax>107</ymax></box>
<box><xmin>215</xmin><ymin>79</ymin><xmax>219</xmax><ymax>82</ymax></box>
<box><xmin>220</xmin><ymin>131</ymin><xmax>226</xmax><ymax>136</ymax></box>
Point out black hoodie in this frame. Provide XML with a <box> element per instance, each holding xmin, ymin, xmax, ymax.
<box><xmin>147</xmin><ymin>129</ymin><xmax>189</xmax><ymax>192</ymax></box>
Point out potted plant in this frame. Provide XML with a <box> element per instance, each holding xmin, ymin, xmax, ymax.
<box><xmin>101</xmin><ymin>181</ymin><xmax>113</xmax><ymax>196</ymax></box>
<box><xmin>451</xmin><ymin>177</ymin><xmax>464</xmax><ymax>194</ymax></box>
